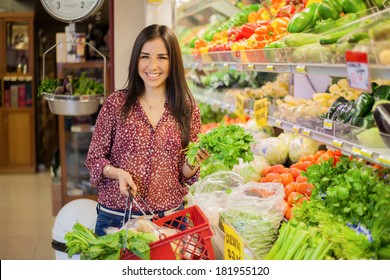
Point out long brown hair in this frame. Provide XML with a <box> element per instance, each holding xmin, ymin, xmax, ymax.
<box><xmin>121</xmin><ymin>24</ymin><xmax>195</xmax><ymax>148</ymax></box>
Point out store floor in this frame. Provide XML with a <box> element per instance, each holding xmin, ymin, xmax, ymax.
<box><xmin>0</xmin><ymin>171</ymin><xmax>55</xmax><ymax>260</ymax></box>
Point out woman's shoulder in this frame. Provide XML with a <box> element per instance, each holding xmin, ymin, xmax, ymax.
<box><xmin>104</xmin><ymin>89</ymin><xmax>127</xmax><ymax>106</ymax></box>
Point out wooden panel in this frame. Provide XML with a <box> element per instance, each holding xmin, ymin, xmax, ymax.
<box><xmin>6</xmin><ymin>109</ymin><xmax>34</xmax><ymax>167</ymax></box>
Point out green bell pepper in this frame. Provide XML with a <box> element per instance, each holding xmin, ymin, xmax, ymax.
<box><xmin>373</xmin><ymin>85</ymin><xmax>390</xmax><ymax>101</ymax></box>
<box><xmin>350</xmin><ymin>93</ymin><xmax>376</xmax><ymax>126</ymax></box>
<box><xmin>341</xmin><ymin>0</ymin><xmax>367</xmax><ymax>14</ymax></box>
<box><xmin>318</xmin><ymin>0</ymin><xmax>342</xmax><ymax>21</ymax></box>
<box><xmin>287</xmin><ymin>3</ymin><xmax>319</xmax><ymax>33</ymax></box>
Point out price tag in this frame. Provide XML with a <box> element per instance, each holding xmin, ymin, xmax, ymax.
<box><xmin>223</xmin><ymin>63</ymin><xmax>229</xmax><ymax>69</ymax></box>
<box><xmin>361</xmin><ymin>149</ymin><xmax>373</xmax><ymax>159</ymax></box>
<box><xmin>223</xmin><ymin>223</ymin><xmax>244</xmax><ymax>260</ymax></box>
<box><xmin>345</xmin><ymin>50</ymin><xmax>371</xmax><ymax>92</ymax></box>
<box><xmin>275</xmin><ymin>119</ymin><xmax>282</xmax><ymax>127</ymax></box>
<box><xmin>332</xmin><ymin>139</ymin><xmax>343</xmax><ymax>148</ymax></box>
<box><xmin>210</xmin><ymin>62</ymin><xmax>215</xmax><ymax>68</ymax></box>
<box><xmin>292</xmin><ymin>125</ymin><xmax>300</xmax><ymax>134</ymax></box>
<box><xmin>378</xmin><ymin>155</ymin><xmax>390</xmax><ymax>166</ymax></box>
<box><xmin>235</xmin><ymin>50</ymin><xmax>242</xmax><ymax>72</ymax></box>
<box><xmin>351</xmin><ymin>146</ymin><xmax>362</xmax><ymax>156</ymax></box>
<box><xmin>247</xmin><ymin>63</ymin><xmax>254</xmax><ymax>70</ymax></box>
<box><xmin>234</xmin><ymin>93</ymin><xmax>246</xmax><ymax>121</ymax></box>
<box><xmin>266</xmin><ymin>65</ymin><xmax>274</xmax><ymax>71</ymax></box>
<box><xmin>296</xmin><ymin>65</ymin><xmax>306</xmax><ymax>73</ymax></box>
<box><xmin>254</xmin><ymin>98</ymin><xmax>268</xmax><ymax>127</ymax></box>
<box><xmin>323</xmin><ymin>119</ymin><xmax>333</xmax><ymax>130</ymax></box>
<box><xmin>302</xmin><ymin>129</ymin><xmax>311</xmax><ymax>137</ymax></box>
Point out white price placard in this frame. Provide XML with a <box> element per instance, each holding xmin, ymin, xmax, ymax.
<box><xmin>345</xmin><ymin>50</ymin><xmax>371</xmax><ymax>92</ymax></box>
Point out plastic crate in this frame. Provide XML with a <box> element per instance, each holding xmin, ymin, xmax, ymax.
<box><xmin>120</xmin><ymin>205</ymin><xmax>215</xmax><ymax>260</ymax></box>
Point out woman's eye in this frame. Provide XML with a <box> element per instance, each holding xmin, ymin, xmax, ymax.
<box><xmin>140</xmin><ymin>55</ymin><xmax>149</xmax><ymax>59</ymax></box>
<box><xmin>159</xmin><ymin>56</ymin><xmax>168</xmax><ymax>60</ymax></box>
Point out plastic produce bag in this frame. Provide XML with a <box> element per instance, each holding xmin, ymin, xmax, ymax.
<box><xmin>219</xmin><ymin>182</ymin><xmax>286</xmax><ymax>259</ymax></box>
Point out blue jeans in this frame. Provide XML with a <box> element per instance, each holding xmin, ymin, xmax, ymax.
<box><xmin>94</xmin><ymin>203</ymin><xmax>186</xmax><ymax>236</ymax></box>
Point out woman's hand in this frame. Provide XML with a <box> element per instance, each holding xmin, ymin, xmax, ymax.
<box><xmin>117</xmin><ymin>169</ymin><xmax>137</xmax><ymax>197</ymax></box>
<box><xmin>195</xmin><ymin>148</ymin><xmax>210</xmax><ymax>165</ymax></box>
<box><xmin>104</xmin><ymin>165</ymin><xmax>137</xmax><ymax>197</ymax></box>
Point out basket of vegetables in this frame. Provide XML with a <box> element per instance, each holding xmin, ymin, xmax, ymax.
<box><xmin>39</xmin><ymin>39</ymin><xmax>106</xmax><ymax>116</ymax></box>
<box><xmin>38</xmin><ymin>72</ymin><xmax>105</xmax><ymax>116</ymax></box>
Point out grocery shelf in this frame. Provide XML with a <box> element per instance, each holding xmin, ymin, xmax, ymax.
<box><xmin>183</xmin><ymin>52</ymin><xmax>390</xmax><ymax>79</ymax></box>
<box><xmin>267</xmin><ymin>115</ymin><xmax>390</xmax><ymax>169</ymax></box>
<box><xmin>192</xmin><ymin>86</ymin><xmax>390</xmax><ymax>168</ymax></box>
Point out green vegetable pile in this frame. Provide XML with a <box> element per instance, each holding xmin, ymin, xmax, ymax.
<box><xmin>38</xmin><ymin>72</ymin><xmax>104</xmax><ymax>97</ymax></box>
<box><xmin>287</xmin><ymin>156</ymin><xmax>390</xmax><ymax>259</ymax></box>
<box><xmin>185</xmin><ymin>124</ymin><xmax>254</xmax><ymax>170</ymax></box>
<box><xmin>198</xmin><ymin>102</ymin><xmax>231</xmax><ymax>124</ymax></box>
<box><xmin>64</xmin><ymin>222</ymin><xmax>157</xmax><ymax>260</ymax></box>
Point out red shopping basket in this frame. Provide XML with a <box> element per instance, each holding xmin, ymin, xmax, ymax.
<box><xmin>120</xmin><ymin>205</ymin><xmax>215</xmax><ymax>260</ymax></box>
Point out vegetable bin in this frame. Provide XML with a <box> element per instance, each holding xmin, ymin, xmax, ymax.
<box><xmin>51</xmin><ymin>198</ymin><xmax>97</xmax><ymax>260</ymax></box>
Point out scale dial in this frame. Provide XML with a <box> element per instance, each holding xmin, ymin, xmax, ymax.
<box><xmin>40</xmin><ymin>0</ymin><xmax>105</xmax><ymax>23</ymax></box>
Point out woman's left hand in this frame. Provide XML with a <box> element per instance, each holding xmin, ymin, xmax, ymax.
<box><xmin>195</xmin><ymin>148</ymin><xmax>210</xmax><ymax>165</ymax></box>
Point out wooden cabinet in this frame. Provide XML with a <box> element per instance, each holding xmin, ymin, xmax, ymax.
<box><xmin>0</xmin><ymin>13</ymin><xmax>36</xmax><ymax>173</ymax></box>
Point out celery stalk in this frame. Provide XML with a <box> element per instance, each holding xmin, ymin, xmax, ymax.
<box><xmin>292</xmin><ymin>242</ymin><xmax>308</xmax><ymax>260</ymax></box>
<box><xmin>284</xmin><ymin>229</ymin><xmax>309</xmax><ymax>260</ymax></box>
<box><xmin>274</xmin><ymin>226</ymin><xmax>296</xmax><ymax>259</ymax></box>
<box><xmin>265</xmin><ymin>223</ymin><xmax>290</xmax><ymax>260</ymax></box>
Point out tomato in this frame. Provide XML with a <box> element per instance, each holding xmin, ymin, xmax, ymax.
<box><xmin>288</xmin><ymin>167</ymin><xmax>301</xmax><ymax>179</ymax></box>
<box><xmin>265</xmin><ymin>172</ymin><xmax>281</xmax><ymax>183</ymax></box>
<box><xmin>296</xmin><ymin>182</ymin><xmax>312</xmax><ymax>197</ymax></box>
<box><xmin>297</xmin><ymin>196</ymin><xmax>310</xmax><ymax>204</ymax></box>
<box><xmin>284</xmin><ymin>182</ymin><xmax>298</xmax><ymax>200</ymax></box>
<box><xmin>285</xmin><ymin>206</ymin><xmax>294</xmax><ymax>220</ymax></box>
<box><xmin>280</xmin><ymin>172</ymin><xmax>294</xmax><ymax>187</ymax></box>
<box><xmin>269</xmin><ymin>164</ymin><xmax>286</xmax><ymax>174</ymax></box>
<box><xmin>287</xmin><ymin>191</ymin><xmax>303</xmax><ymax>206</ymax></box>
<box><xmin>295</xmin><ymin>174</ymin><xmax>308</xmax><ymax>183</ymax></box>
<box><xmin>261</xmin><ymin>166</ymin><xmax>271</xmax><ymax>177</ymax></box>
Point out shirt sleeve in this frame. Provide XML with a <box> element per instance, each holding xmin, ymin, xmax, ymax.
<box><xmin>85</xmin><ymin>94</ymin><xmax>116</xmax><ymax>186</ymax></box>
<box><xmin>179</xmin><ymin>104</ymin><xmax>201</xmax><ymax>185</ymax></box>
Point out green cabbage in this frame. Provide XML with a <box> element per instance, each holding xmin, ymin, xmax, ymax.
<box><xmin>232</xmin><ymin>156</ymin><xmax>270</xmax><ymax>183</ymax></box>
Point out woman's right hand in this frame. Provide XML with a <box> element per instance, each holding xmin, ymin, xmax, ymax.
<box><xmin>117</xmin><ymin>169</ymin><xmax>137</xmax><ymax>197</ymax></box>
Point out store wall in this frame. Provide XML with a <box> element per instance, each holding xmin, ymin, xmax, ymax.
<box><xmin>113</xmin><ymin>0</ymin><xmax>146</xmax><ymax>90</ymax></box>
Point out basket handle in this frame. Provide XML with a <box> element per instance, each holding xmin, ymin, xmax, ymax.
<box><xmin>42</xmin><ymin>39</ymin><xmax>107</xmax><ymax>99</ymax></box>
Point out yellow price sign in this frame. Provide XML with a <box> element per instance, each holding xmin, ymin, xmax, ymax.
<box><xmin>235</xmin><ymin>93</ymin><xmax>246</xmax><ymax>121</ymax></box>
<box><xmin>254</xmin><ymin>98</ymin><xmax>268</xmax><ymax>127</ymax></box>
<box><xmin>223</xmin><ymin>223</ymin><xmax>244</xmax><ymax>260</ymax></box>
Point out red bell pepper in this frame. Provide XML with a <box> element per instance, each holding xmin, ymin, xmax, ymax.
<box><xmin>276</xmin><ymin>4</ymin><xmax>296</xmax><ymax>18</ymax></box>
<box><xmin>241</xmin><ymin>23</ymin><xmax>257</xmax><ymax>39</ymax></box>
<box><xmin>228</xmin><ymin>27</ymin><xmax>243</xmax><ymax>42</ymax></box>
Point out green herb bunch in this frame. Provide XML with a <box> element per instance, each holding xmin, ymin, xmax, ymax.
<box><xmin>185</xmin><ymin>124</ymin><xmax>254</xmax><ymax>170</ymax></box>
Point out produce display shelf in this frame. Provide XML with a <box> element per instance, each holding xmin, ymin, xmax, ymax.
<box><xmin>183</xmin><ymin>53</ymin><xmax>390</xmax><ymax>80</ymax></box>
<box><xmin>192</xmin><ymin>87</ymin><xmax>390</xmax><ymax>168</ymax></box>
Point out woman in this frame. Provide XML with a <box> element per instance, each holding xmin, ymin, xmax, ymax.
<box><xmin>85</xmin><ymin>24</ymin><xmax>209</xmax><ymax>236</ymax></box>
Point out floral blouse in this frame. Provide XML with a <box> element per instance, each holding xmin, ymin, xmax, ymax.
<box><xmin>85</xmin><ymin>90</ymin><xmax>201</xmax><ymax>212</ymax></box>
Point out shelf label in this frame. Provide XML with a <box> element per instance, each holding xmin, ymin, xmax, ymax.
<box><xmin>223</xmin><ymin>223</ymin><xmax>244</xmax><ymax>260</ymax></box>
<box><xmin>345</xmin><ymin>50</ymin><xmax>371</xmax><ymax>92</ymax></box>
<box><xmin>254</xmin><ymin>98</ymin><xmax>268</xmax><ymax>127</ymax></box>
<box><xmin>361</xmin><ymin>149</ymin><xmax>373</xmax><ymax>159</ymax></box>
<box><xmin>235</xmin><ymin>51</ymin><xmax>243</xmax><ymax>72</ymax></box>
<box><xmin>210</xmin><ymin>62</ymin><xmax>215</xmax><ymax>68</ymax></box>
<box><xmin>234</xmin><ymin>93</ymin><xmax>246</xmax><ymax>121</ymax></box>
<box><xmin>351</xmin><ymin>146</ymin><xmax>362</xmax><ymax>156</ymax></box>
<box><xmin>196</xmin><ymin>53</ymin><xmax>202</xmax><ymax>71</ymax></box>
<box><xmin>296</xmin><ymin>65</ymin><xmax>306</xmax><ymax>73</ymax></box>
<box><xmin>292</xmin><ymin>126</ymin><xmax>300</xmax><ymax>134</ymax></box>
<box><xmin>247</xmin><ymin>63</ymin><xmax>254</xmax><ymax>70</ymax></box>
<box><xmin>378</xmin><ymin>155</ymin><xmax>390</xmax><ymax>166</ymax></box>
<box><xmin>266</xmin><ymin>65</ymin><xmax>274</xmax><ymax>71</ymax></box>
<box><xmin>302</xmin><ymin>129</ymin><xmax>311</xmax><ymax>137</ymax></box>
<box><xmin>275</xmin><ymin>119</ymin><xmax>282</xmax><ymax>127</ymax></box>
<box><xmin>223</xmin><ymin>63</ymin><xmax>229</xmax><ymax>69</ymax></box>
<box><xmin>323</xmin><ymin>119</ymin><xmax>333</xmax><ymax>130</ymax></box>
<box><xmin>332</xmin><ymin>139</ymin><xmax>343</xmax><ymax>148</ymax></box>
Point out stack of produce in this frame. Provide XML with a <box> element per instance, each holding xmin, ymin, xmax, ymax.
<box><xmin>266</xmin><ymin>155</ymin><xmax>390</xmax><ymax>259</ymax></box>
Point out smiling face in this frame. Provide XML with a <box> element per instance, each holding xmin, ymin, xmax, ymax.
<box><xmin>138</xmin><ymin>38</ymin><xmax>170</xmax><ymax>93</ymax></box>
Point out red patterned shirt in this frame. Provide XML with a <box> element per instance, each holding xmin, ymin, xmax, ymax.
<box><xmin>85</xmin><ymin>90</ymin><xmax>201</xmax><ymax>212</ymax></box>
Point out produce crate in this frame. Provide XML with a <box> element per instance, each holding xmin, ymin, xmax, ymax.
<box><xmin>120</xmin><ymin>205</ymin><xmax>215</xmax><ymax>260</ymax></box>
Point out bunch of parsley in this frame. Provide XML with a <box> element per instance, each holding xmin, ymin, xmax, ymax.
<box><xmin>185</xmin><ymin>124</ymin><xmax>254</xmax><ymax>170</ymax></box>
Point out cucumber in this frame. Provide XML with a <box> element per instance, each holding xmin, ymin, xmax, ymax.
<box><xmin>319</xmin><ymin>23</ymin><xmax>360</xmax><ymax>45</ymax></box>
<box><xmin>284</xmin><ymin>33</ymin><xmax>320</xmax><ymax>47</ymax></box>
